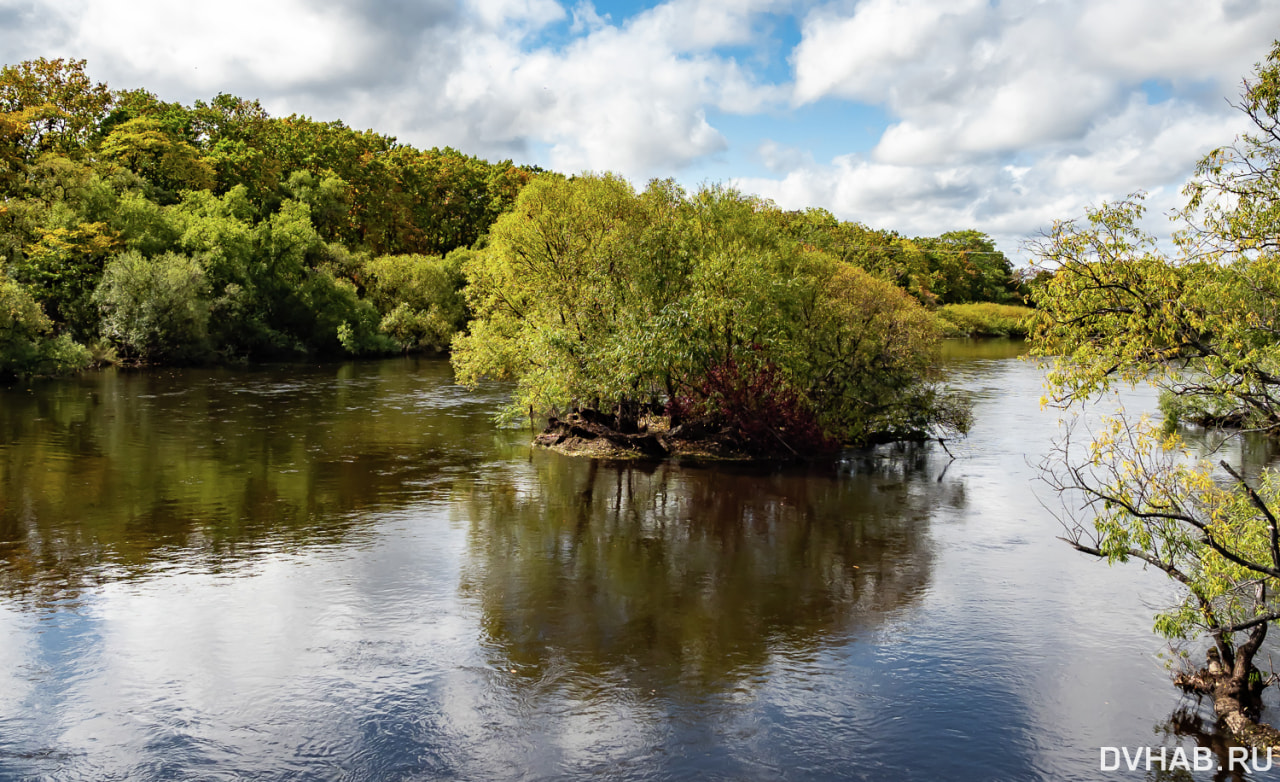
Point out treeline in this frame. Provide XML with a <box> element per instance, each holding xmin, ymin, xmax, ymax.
<box><xmin>0</xmin><ymin>57</ymin><xmax>1022</xmax><ymax>380</ymax></box>
<box><xmin>0</xmin><ymin>58</ymin><xmax>530</xmax><ymax>375</ymax></box>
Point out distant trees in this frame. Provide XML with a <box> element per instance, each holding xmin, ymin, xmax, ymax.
<box><xmin>780</xmin><ymin>209</ymin><xmax>1018</xmax><ymax>306</ymax></box>
<box><xmin>0</xmin><ymin>57</ymin><xmax>532</xmax><ymax>377</ymax></box>
<box><xmin>0</xmin><ymin>56</ymin><xmax>1012</xmax><ymax>383</ymax></box>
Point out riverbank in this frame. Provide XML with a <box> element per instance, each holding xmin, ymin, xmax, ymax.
<box><xmin>936</xmin><ymin>302</ymin><xmax>1033</xmax><ymax>338</ymax></box>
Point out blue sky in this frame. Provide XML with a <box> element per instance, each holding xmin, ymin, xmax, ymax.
<box><xmin>2</xmin><ymin>0</ymin><xmax>1277</xmax><ymax>259</ymax></box>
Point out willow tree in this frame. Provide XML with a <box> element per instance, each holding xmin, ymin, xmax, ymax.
<box><xmin>452</xmin><ymin>173</ymin><xmax>967</xmax><ymax>456</ymax></box>
<box><xmin>1031</xmin><ymin>43</ymin><xmax>1280</xmax><ymax>744</ymax></box>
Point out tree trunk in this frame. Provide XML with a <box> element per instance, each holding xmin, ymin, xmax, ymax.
<box><xmin>1177</xmin><ymin>626</ymin><xmax>1280</xmax><ymax>750</ymax></box>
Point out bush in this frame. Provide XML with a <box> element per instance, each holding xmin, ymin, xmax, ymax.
<box><xmin>362</xmin><ymin>250</ymin><xmax>467</xmax><ymax>352</ymax></box>
<box><xmin>94</xmin><ymin>250</ymin><xmax>210</xmax><ymax>362</ymax></box>
<box><xmin>670</xmin><ymin>347</ymin><xmax>837</xmax><ymax>457</ymax></box>
<box><xmin>0</xmin><ymin>271</ymin><xmax>89</xmax><ymax>378</ymax></box>
<box><xmin>298</xmin><ymin>269</ymin><xmax>395</xmax><ymax>356</ymax></box>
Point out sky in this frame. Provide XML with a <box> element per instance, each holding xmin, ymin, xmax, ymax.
<box><xmin>1</xmin><ymin>0</ymin><xmax>1277</xmax><ymax>260</ymax></box>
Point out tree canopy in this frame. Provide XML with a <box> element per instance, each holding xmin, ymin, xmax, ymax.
<box><xmin>0</xmin><ymin>58</ymin><xmax>537</xmax><ymax>375</ymax></box>
<box><xmin>0</xmin><ymin>57</ymin><xmax>1013</xmax><ymax>384</ymax></box>
<box><xmin>452</xmin><ymin>174</ymin><xmax>970</xmax><ymax>455</ymax></box>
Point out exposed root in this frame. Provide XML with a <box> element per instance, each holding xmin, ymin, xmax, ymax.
<box><xmin>1175</xmin><ymin>665</ymin><xmax>1280</xmax><ymax>751</ymax></box>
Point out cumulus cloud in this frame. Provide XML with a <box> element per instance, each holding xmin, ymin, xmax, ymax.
<box><xmin>0</xmin><ymin>0</ymin><xmax>786</xmax><ymax>178</ymax></box>
<box><xmin>758</xmin><ymin>0</ymin><xmax>1280</xmax><ymax>257</ymax></box>
<box><xmin>738</xmin><ymin>94</ymin><xmax>1249</xmax><ymax>259</ymax></box>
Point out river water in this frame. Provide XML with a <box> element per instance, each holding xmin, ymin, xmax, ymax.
<box><xmin>0</xmin><ymin>342</ymin><xmax>1277</xmax><ymax>781</ymax></box>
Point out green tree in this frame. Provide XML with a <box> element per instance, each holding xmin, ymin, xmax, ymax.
<box><xmin>453</xmin><ymin>174</ymin><xmax>965</xmax><ymax>454</ymax></box>
<box><xmin>0</xmin><ymin>58</ymin><xmax>113</xmax><ymax>158</ymax></box>
<box><xmin>94</xmin><ymin>250</ymin><xmax>210</xmax><ymax>362</ymax></box>
<box><xmin>362</xmin><ymin>250</ymin><xmax>467</xmax><ymax>352</ymax></box>
<box><xmin>98</xmin><ymin>117</ymin><xmax>214</xmax><ymax>202</ymax></box>
<box><xmin>0</xmin><ymin>268</ymin><xmax>89</xmax><ymax>377</ymax></box>
<box><xmin>14</xmin><ymin>218</ymin><xmax>119</xmax><ymax>340</ymax></box>
<box><xmin>1032</xmin><ymin>42</ymin><xmax>1280</xmax><ymax>745</ymax></box>
<box><xmin>917</xmin><ymin>230</ymin><xmax>1015</xmax><ymax>304</ymax></box>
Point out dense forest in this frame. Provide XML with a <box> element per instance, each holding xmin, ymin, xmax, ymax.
<box><xmin>0</xmin><ymin>57</ymin><xmax>1031</xmax><ymax>451</ymax></box>
<box><xmin>0</xmin><ymin>57</ymin><xmax>537</xmax><ymax>375</ymax></box>
<box><xmin>0</xmin><ymin>58</ymin><xmax>1024</xmax><ymax>380</ymax></box>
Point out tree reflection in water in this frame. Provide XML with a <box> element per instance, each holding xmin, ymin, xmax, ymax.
<box><xmin>0</xmin><ymin>358</ymin><xmax>504</xmax><ymax>608</ymax></box>
<box><xmin>457</xmin><ymin>444</ymin><xmax>964</xmax><ymax>698</ymax></box>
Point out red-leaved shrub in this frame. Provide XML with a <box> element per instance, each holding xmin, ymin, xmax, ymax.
<box><xmin>670</xmin><ymin>347</ymin><xmax>838</xmax><ymax>458</ymax></box>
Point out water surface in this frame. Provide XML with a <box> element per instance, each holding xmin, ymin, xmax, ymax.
<box><xmin>0</xmin><ymin>345</ymin><xmax>1275</xmax><ymax>780</ymax></box>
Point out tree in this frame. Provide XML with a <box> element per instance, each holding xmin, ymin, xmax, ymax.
<box><xmin>1031</xmin><ymin>42</ymin><xmax>1280</xmax><ymax>746</ymax></box>
<box><xmin>0</xmin><ymin>268</ymin><xmax>89</xmax><ymax>378</ymax></box>
<box><xmin>94</xmin><ymin>250</ymin><xmax>211</xmax><ymax>362</ymax></box>
<box><xmin>916</xmin><ymin>230</ymin><xmax>1016</xmax><ymax>304</ymax></box>
<box><xmin>362</xmin><ymin>250</ymin><xmax>467</xmax><ymax>353</ymax></box>
<box><xmin>452</xmin><ymin>174</ymin><xmax>966</xmax><ymax>456</ymax></box>
<box><xmin>98</xmin><ymin>117</ymin><xmax>215</xmax><ymax>202</ymax></box>
<box><xmin>0</xmin><ymin>58</ymin><xmax>112</xmax><ymax>159</ymax></box>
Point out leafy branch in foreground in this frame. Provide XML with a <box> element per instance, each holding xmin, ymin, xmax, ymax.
<box><xmin>1043</xmin><ymin>416</ymin><xmax>1280</xmax><ymax>741</ymax></box>
<box><xmin>1031</xmin><ymin>41</ymin><xmax>1280</xmax><ymax>747</ymax></box>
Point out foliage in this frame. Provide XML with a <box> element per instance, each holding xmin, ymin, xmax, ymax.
<box><xmin>98</xmin><ymin>117</ymin><xmax>214</xmax><ymax>201</ymax></box>
<box><xmin>670</xmin><ymin>347</ymin><xmax>837</xmax><ymax>457</ymax></box>
<box><xmin>0</xmin><ymin>58</ymin><xmax>113</xmax><ymax>158</ymax></box>
<box><xmin>0</xmin><ymin>269</ymin><xmax>89</xmax><ymax>377</ymax></box>
<box><xmin>0</xmin><ymin>55</ymin><xmax>1006</xmax><ymax>380</ymax></box>
<box><xmin>362</xmin><ymin>250</ymin><xmax>467</xmax><ymax>353</ymax></box>
<box><xmin>94</xmin><ymin>250</ymin><xmax>210</xmax><ymax>362</ymax></box>
<box><xmin>453</xmin><ymin>174</ymin><xmax>967</xmax><ymax>450</ymax></box>
<box><xmin>13</xmin><ymin>218</ymin><xmax>119</xmax><ymax>340</ymax></box>
<box><xmin>1042</xmin><ymin>415</ymin><xmax>1280</xmax><ymax>665</ymax></box>
<box><xmin>916</xmin><ymin>230</ymin><xmax>1018</xmax><ymax>305</ymax></box>
<box><xmin>780</xmin><ymin>209</ymin><xmax>1017</xmax><ymax>306</ymax></box>
<box><xmin>936</xmin><ymin>302</ymin><xmax>1033</xmax><ymax>337</ymax></box>
<box><xmin>1032</xmin><ymin>42</ymin><xmax>1280</xmax><ymax>724</ymax></box>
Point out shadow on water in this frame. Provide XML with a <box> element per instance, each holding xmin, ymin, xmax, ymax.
<box><xmin>0</xmin><ymin>357</ymin><xmax>513</xmax><ymax>608</ymax></box>
<box><xmin>455</xmin><ymin>442</ymin><xmax>963</xmax><ymax>699</ymax></box>
<box><xmin>939</xmin><ymin>336</ymin><xmax>1028</xmax><ymax>362</ymax></box>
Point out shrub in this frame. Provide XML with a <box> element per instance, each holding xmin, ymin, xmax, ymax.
<box><xmin>94</xmin><ymin>250</ymin><xmax>210</xmax><ymax>362</ymax></box>
<box><xmin>0</xmin><ymin>271</ymin><xmax>89</xmax><ymax>378</ymax></box>
<box><xmin>362</xmin><ymin>250</ymin><xmax>467</xmax><ymax>352</ymax></box>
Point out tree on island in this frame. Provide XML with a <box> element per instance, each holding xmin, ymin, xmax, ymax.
<box><xmin>1031</xmin><ymin>42</ymin><xmax>1280</xmax><ymax>746</ymax></box>
<box><xmin>451</xmin><ymin>173</ymin><xmax>971</xmax><ymax>458</ymax></box>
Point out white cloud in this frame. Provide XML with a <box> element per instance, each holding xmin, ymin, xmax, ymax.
<box><xmin>467</xmin><ymin>0</ymin><xmax>566</xmax><ymax>31</ymax></box>
<box><xmin>569</xmin><ymin>0</ymin><xmax>610</xmax><ymax>34</ymax></box>
<box><xmin>0</xmin><ymin>0</ymin><xmax>785</xmax><ymax>178</ymax></box>
<box><xmin>791</xmin><ymin>0</ymin><xmax>990</xmax><ymax>106</ymax></box>
<box><xmin>626</xmin><ymin>0</ymin><xmax>794</xmax><ymax>53</ymax></box>
<box><xmin>1</xmin><ymin>0</ymin><xmax>1278</xmax><ymax>254</ymax></box>
<box><xmin>739</xmin><ymin>93</ymin><xmax>1249</xmax><ymax>261</ymax></box>
<box><xmin>425</xmin><ymin>21</ymin><xmax>777</xmax><ymax>174</ymax></box>
<box><xmin>756</xmin><ymin>0</ymin><xmax>1280</xmax><ymax>257</ymax></box>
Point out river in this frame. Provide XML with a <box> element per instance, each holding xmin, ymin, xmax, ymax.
<box><xmin>0</xmin><ymin>341</ymin><xmax>1276</xmax><ymax>780</ymax></box>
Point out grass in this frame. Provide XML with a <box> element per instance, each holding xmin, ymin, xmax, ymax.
<box><xmin>935</xmin><ymin>302</ymin><xmax>1034</xmax><ymax>338</ymax></box>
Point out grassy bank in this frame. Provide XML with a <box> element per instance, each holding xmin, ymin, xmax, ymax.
<box><xmin>935</xmin><ymin>303</ymin><xmax>1033</xmax><ymax>338</ymax></box>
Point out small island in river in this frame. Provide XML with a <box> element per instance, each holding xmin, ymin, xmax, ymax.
<box><xmin>451</xmin><ymin>174</ymin><xmax>983</xmax><ymax>461</ymax></box>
